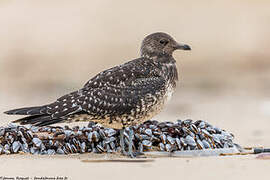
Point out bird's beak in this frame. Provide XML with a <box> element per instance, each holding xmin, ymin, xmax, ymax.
<box><xmin>175</xmin><ymin>43</ymin><xmax>191</xmax><ymax>50</ymax></box>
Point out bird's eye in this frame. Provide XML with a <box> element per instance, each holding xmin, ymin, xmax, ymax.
<box><xmin>159</xmin><ymin>39</ymin><xmax>168</xmax><ymax>46</ymax></box>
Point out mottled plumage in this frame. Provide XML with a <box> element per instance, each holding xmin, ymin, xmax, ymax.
<box><xmin>4</xmin><ymin>32</ymin><xmax>191</xmax><ymax>129</ymax></box>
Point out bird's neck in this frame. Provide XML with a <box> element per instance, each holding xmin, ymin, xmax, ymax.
<box><xmin>161</xmin><ymin>59</ymin><xmax>178</xmax><ymax>88</ymax></box>
<box><xmin>141</xmin><ymin>53</ymin><xmax>175</xmax><ymax>63</ymax></box>
<box><xmin>142</xmin><ymin>54</ymin><xmax>178</xmax><ymax>88</ymax></box>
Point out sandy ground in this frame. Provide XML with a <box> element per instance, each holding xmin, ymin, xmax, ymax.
<box><xmin>0</xmin><ymin>153</ymin><xmax>269</xmax><ymax>180</ymax></box>
<box><xmin>0</xmin><ymin>0</ymin><xmax>270</xmax><ymax>179</ymax></box>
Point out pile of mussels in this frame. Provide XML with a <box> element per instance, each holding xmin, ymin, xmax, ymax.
<box><xmin>0</xmin><ymin>119</ymin><xmax>237</xmax><ymax>155</ymax></box>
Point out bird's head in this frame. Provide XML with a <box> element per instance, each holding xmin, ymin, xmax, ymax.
<box><xmin>140</xmin><ymin>32</ymin><xmax>191</xmax><ymax>59</ymax></box>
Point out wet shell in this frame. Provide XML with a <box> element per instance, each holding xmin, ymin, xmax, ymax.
<box><xmin>185</xmin><ymin>135</ymin><xmax>196</xmax><ymax>147</ymax></box>
<box><xmin>32</xmin><ymin>138</ymin><xmax>42</xmax><ymax>148</ymax></box>
<box><xmin>47</xmin><ymin>149</ymin><xmax>56</xmax><ymax>155</ymax></box>
<box><xmin>0</xmin><ymin>119</ymin><xmax>237</xmax><ymax>155</ymax></box>
<box><xmin>12</xmin><ymin>141</ymin><xmax>21</xmax><ymax>153</ymax></box>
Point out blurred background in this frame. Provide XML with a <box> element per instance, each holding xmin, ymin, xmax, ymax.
<box><xmin>0</xmin><ymin>0</ymin><xmax>270</xmax><ymax>147</ymax></box>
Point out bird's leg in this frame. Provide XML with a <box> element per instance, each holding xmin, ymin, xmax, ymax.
<box><xmin>120</xmin><ymin>127</ymin><xmax>144</xmax><ymax>158</ymax></box>
<box><xmin>127</xmin><ymin>127</ymin><xmax>135</xmax><ymax>158</ymax></box>
<box><xmin>120</xmin><ymin>128</ymin><xmax>126</xmax><ymax>155</ymax></box>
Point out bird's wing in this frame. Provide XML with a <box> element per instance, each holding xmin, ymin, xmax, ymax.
<box><xmin>79</xmin><ymin>76</ymin><xmax>167</xmax><ymax>118</ymax></box>
<box><xmin>83</xmin><ymin>58</ymin><xmax>155</xmax><ymax>88</ymax></box>
<box><xmin>47</xmin><ymin>58</ymin><xmax>166</xmax><ymax>119</ymax></box>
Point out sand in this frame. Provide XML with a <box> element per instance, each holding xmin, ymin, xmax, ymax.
<box><xmin>0</xmin><ymin>153</ymin><xmax>269</xmax><ymax>180</ymax></box>
<box><xmin>0</xmin><ymin>0</ymin><xmax>270</xmax><ymax>179</ymax></box>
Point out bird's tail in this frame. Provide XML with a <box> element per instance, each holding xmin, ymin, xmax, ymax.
<box><xmin>12</xmin><ymin>115</ymin><xmax>60</xmax><ymax>126</ymax></box>
<box><xmin>4</xmin><ymin>106</ymin><xmax>63</xmax><ymax>126</ymax></box>
<box><xmin>4</xmin><ymin>106</ymin><xmax>47</xmax><ymax>116</ymax></box>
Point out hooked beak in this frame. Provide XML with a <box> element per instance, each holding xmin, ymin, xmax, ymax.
<box><xmin>175</xmin><ymin>43</ymin><xmax>191</xmax><ymax>50</ymax></box>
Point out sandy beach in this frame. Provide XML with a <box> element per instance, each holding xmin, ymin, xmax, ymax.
<box><xmin>1</xmin><ymin>0</ymin><xmax>270</xmax><ymax>179</ymax></box>
<box><xmin>0</xmin><ymin>153</ymin><xmax>269</xmax><ymax>180</ymax></box>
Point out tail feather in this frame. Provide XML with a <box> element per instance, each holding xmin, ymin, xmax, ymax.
<box><xmin>12</xmin><ymin>115</ymin><xmax>63</xmax><ymax>126</ymax></box>
<box><xmin>5</xmin><ymin>105</ymin><xmax>63</xmax><ymax>126</ymax></box>
<box><xmin>35</xmin><ymin>119</ymin><xmax>63</xmax><ymax>126</ymax></box>
<box><xmin>4</xmin><ymin>106</ymin><xmax>47</xmax><ymax>115</ymax></box>
<box><xmin>12</xmin><ymin>115</ymin><xmax>43</xmax><ymax>124</ymax></box>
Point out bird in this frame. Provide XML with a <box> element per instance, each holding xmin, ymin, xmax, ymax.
<box><xmin>4</xmin><ymin>32</ymin><xmax>191</xmax><ymax>157</ymax></box>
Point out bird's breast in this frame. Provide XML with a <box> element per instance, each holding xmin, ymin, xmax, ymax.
<box><xmin>161</xmin><ymin>62</ymin><xmax>178</xmax><ymax>103</ymax></box>
<box><xmin>164</xmin><ymin>84</ymin><xmax>176</xmax><ymax>104</ymax></box>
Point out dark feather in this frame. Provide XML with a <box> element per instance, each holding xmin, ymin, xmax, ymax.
<box><xmin>4</xmin><ymin>106</ymin><xmax>47</xmax><ymax>115</ymax></box>
<box><xmin>34</xmin><ymin>119</ymin><xmax>64</xmax><ymax>126</ymax></box>
<box><xmin>12</xmin><ymin>114</ymin><xmax>62</xmax><ymax>126</ymax></box>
